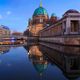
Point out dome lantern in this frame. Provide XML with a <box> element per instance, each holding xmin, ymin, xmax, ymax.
<box><xmin>40</xmin><ymin>0</ymin><xmax>42</xmax><ymax>7</ymax></box>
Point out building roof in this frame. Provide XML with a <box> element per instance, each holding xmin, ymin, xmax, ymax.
<box><xmin>33</xmin><ymin>63</ymin><xmax>47</xmax><ymax>75</ymax></box>
<box><xmin>33</xmin><ymin>0</ymin><xmax>48</xmax><ymax>16</ymax></box>
<box><xmin>64</xmin><ymin>9</ymin><xmax>79</xmax><ymax>15</ymax></box>
<box><xmin>12</xmin><ymin>32</ymin><xmax>23</xmax><ymax>35</ymax></box>
<box><xmin>51</xmin><ymin>13</ymin><xmax>56</xmax><ymax>17</ymax></box>
<box><xmin>33</xmin><ymin>7</ymin><xmax>48</xmax><ymax>16</ymax></box>
<box><xmin>0</xmin><ymin>25</ymin><xmax>10</xmax><ymax>30</ymax></box>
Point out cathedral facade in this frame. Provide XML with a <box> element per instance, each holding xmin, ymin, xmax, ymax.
<box><xmin>27</xmin><ymin>2</ymin><xmax>57</xmax><ymax>36</ymax></box>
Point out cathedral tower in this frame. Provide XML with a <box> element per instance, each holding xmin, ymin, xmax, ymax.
<box><xmin>28</xmin><ymin>0</ymin><xmax>49</xmax><ymax>36</ymax></box>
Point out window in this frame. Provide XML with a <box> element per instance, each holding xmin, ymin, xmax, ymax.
<box><xmin>70</xmin><ymin>58</ymin><xmax>79</xmax><ymax>70</ymax></box>
<box><xmin>40</xmin><ymin>18</ymin><xmax>43</xmax><ymax>23</ymax></box>
<box><xmin>71</xmin><ymin>20</ymin><xmax>79</xmax><ymax>32</ymax></box>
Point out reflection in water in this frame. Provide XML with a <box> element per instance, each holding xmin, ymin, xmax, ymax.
<box><xmin>24</xmin><ymin>43</ymin><xmax>80</xmax><ymax>80</ymax></box>
<box><xmin>0</xmin><ymin>44</ymin><xmax>80</xmax><ymax>80</ymax></box>
<box><xmin>0</xmin><ymin>46</ymin><xmax>11</xmax><ymax>54</ymax></box>
<box><xmin>39</xmin><ymin>45</ymin><xmax>80</xmax><ymax>80</ymax></box>
<box><xmin>63</xmin><ymin>46</ymin><xmax>80</xmax><ymax>54</ymax></box>
<box><xmin>0</xmin><ymin>45</ymin><xmax>22</xmax><ymax>54</ymax></box>
<box><xmin>25</xmin><ymin>45</ymin><xmax>48</xmax><ymax>76</ymax></box>
<box><xmin>40</xmin><ymin>42</ymin><xmax>80</xmax><ymax>54</ymax></box>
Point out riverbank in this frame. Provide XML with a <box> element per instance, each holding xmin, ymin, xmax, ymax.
<box><xmin>0</xmin><ymin>40</ymin><xmax>24</xmax><ymax>45</ymax></box>
<box><xmin>39</xmin><ymin>35</ymin><xmax>80</xmax><ymax>46</ymax></box>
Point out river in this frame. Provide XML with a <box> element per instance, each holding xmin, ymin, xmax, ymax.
<box><xmin>0</xmin><ymin>43</ymin><xmax>80</xmax><ymax>80</ymax></box>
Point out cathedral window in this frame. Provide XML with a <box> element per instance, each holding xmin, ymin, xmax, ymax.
<box><xmin>40</xmin><ymin>18</ymin><xmax>43</xmax><ymax>23</ymax></box>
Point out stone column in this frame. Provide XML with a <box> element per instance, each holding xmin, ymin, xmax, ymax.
<box><xmin>79</xmin><ymin>20</ymin><xmax>80</xmax><ymax>34</ymax></box>
<box><xmin>62</xmin><ymin>21</ymin><xmax>66</xmax><ymax>35</ymax></box>
<box><xmin>65</xmin><ymin>18</ymin><xmax>71</xmax><ymax>34</ymax></box>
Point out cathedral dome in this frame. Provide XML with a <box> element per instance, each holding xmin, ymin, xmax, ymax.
<box><xmin>33</xmin><ymin>7</ymin><xmax>48</xmax><ymax>16</ymax></box>
<box><xmin>33</xmin><ymin>62</ymin><xmax>48</xmax><ymax>75</ymax></box>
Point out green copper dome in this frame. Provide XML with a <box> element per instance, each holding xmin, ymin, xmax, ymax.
<box><xmin>33</xmin><ymin>63</ymin><xmax>48</xmax><ymax>74</ymax></box>
<box><xmin>51</xmin><ymin>13</ymin><xmax>56</xmax><ymax>17</ymax></box>
<box><xmin>33</xmin><ymin>7</ymin><xmax>48</xmax><ymax>16</ymax></box>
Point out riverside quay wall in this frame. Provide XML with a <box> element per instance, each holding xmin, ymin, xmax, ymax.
<box><xmin>39</xmin><ymin>35</ymin><xmax>80</xmax><ymax>46</ymax></box>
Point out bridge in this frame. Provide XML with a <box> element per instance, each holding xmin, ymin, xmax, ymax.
<box><xmin>0</xmin><ymin>35</ymin><xmax>28</xmax><ymax>41</ymax></box>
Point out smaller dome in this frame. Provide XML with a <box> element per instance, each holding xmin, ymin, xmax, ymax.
<box><xmin>51</xmin><ymin>13</ymin><xmax>56</xmax><ymax>17</ymax></box>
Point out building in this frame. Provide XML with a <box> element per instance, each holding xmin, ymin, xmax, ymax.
<box><xmin>12</xmin><ymin>31</ymin><xmax>23</xmax><ymax>37</ymax></box>
<box><xmin>39</xmin><ymin>9</ymin><xmax>80</xmax><ymax>46</ymax></box>
<box><xmin>24</xmin><ymin>1</ymin><xmax>80</xmax><ymax>45</ymax></box>
<box><xmin>39</xmin><ymin>45</ymin><xmax>80</xmax><ymax>80</ymax></box>
<box><xmin>0</xmin><ymin>25</ymin><xmax>11</xmax><ymax>39</ymax></box>
<box><xmin>25</xmin><ymin>1</ymin><xmax>57</xmax><ymax>37</ymax></box>
<box><xmin>11</xmin><ymin>31</ymin><xmax>23</xmax><ymax>39</ymax></box>
<box><xmin>39</xmin><ymin>9</ymin><xmax>80</xmax><ymax>37</ymax></box>
<box><xmin>27</xmin><ymin>45</ymin><xmax>48</xmax><ymax>76</ymax></box>
<box><xmin>28</xmin><ymin>1</ymin><xmax>49</xmax><ymax>36</ymax></box>
<box><xmin>24</xmin><ymin>29</ymin><xmax>29</xmax><ymax>37</ymax></box>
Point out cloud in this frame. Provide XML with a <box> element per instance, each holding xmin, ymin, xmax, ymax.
<box><xmin>6</xmin><ymin>11</ymin><xmax>12</xmax><ymax>15</ymax></box>
<box><xmin>0</xmin><ymin>11</ymin><xmax>12</xmax><ymax>20</ymax></box>
<box><xmin>0</xmin><ymin>14</ymin><xmax>3</xmax><ymax>19</ymax></box>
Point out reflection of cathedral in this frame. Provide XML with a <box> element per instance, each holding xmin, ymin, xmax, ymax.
<box><xmin>27</xmin><ymin>45</ymin><xmax>48</xmax><ymax>75</ymax></box>
<box><xmin>24</xmin><ymin>1</ymin><xmax>57</xmax><ymax>36</ymax></box>
<box><xmin>24</xmin><ymin>43</ymin><xmax>80</xmax><ymax>80</ymax></box>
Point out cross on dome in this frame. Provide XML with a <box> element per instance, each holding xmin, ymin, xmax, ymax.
<box><xmin>40</xmin><ymin>0</ymin><xmax>42</xmax><ymax>7</ymax></box>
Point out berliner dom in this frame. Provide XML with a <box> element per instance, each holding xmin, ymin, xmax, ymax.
<box><xmin>27</xmin><ymin>45</ymin><xmax>48</xmax><ymax>76</ymax></box>
<box><xmin>25</xmin><ymin>0</ymin><xmax>57</xmax><ymax>36</ymax></box>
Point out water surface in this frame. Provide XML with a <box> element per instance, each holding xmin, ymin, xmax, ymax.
<box><xmin>0</xmin><ymin>44</ymin><xmax>80</xmax><ymax>80</ymax></box>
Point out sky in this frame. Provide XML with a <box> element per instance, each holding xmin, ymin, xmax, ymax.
<box><xmin>0</xmin><ymin>0</ymin><xmax>80</xmax><ymax>32</ymax></box>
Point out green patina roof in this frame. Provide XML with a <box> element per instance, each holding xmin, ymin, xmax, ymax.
<box><xmin>33</xmin><ymin>63</ymin><xmax>48</xmax><ymax>74</ymax></box>
<box><xmin>33</xmin><ymin>7</ymin><xmax>48</xmax><ymax>16</ymax></box>
<box><xmin>51</xmin><ymin>13</ymin><xmax>56</xmax><ymax>17</ymax></box>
